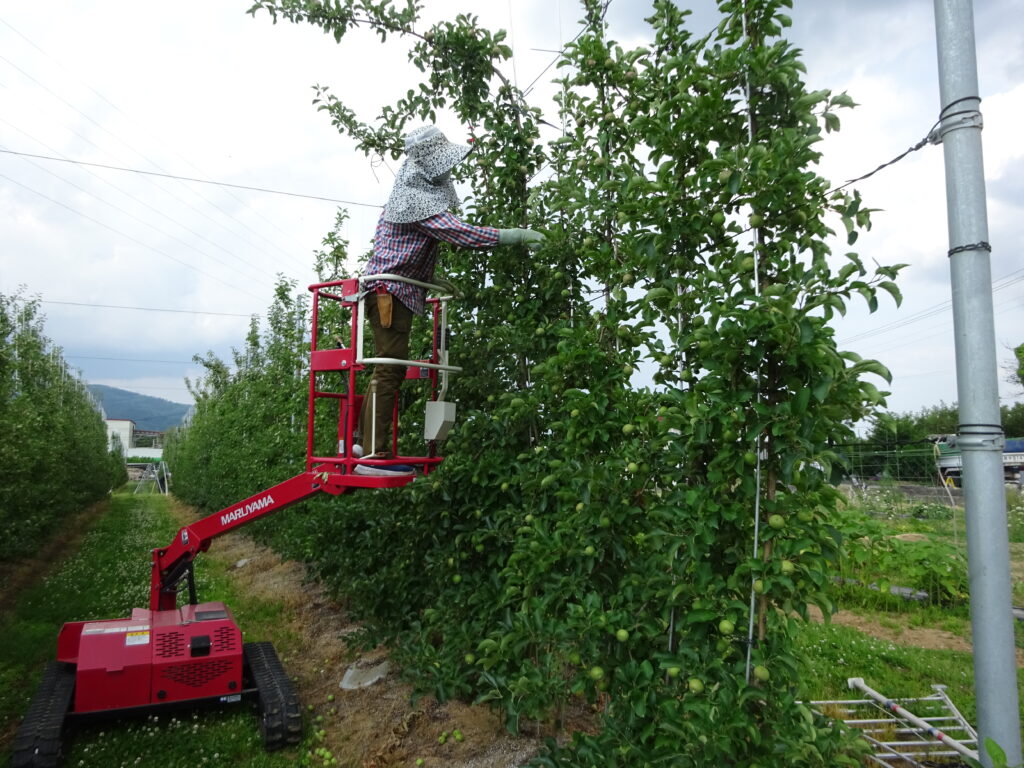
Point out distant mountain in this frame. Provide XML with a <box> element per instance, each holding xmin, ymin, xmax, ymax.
<box><xmin>88</xmin><ymin>384</ymin><xmax>192</xmax><ymax>432</ymax></box>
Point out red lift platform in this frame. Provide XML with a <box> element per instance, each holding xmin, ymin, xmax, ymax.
<box><xmin>10</xmin><ymin>275</ymin><xmax>460</xmax><ymax>768</ymax></box>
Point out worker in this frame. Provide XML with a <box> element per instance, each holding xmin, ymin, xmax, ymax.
<box><xmin>354</xmin><ymin>124</ymin><xmax>544</xmax><ymax>476</ymax></box>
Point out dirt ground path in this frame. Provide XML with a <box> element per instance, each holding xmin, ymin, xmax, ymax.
<box><xmin>164</xmin><ymin>498</ymin><xmax>548</xmax><ymax>767</ymax></box>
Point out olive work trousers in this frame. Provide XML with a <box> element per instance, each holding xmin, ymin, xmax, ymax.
<box><xmin>358</xmin><ymin>292</ymin><xmax>414</xmax><ymax>456</ymax></box>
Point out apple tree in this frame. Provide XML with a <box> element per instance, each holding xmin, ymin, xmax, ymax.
<box><xmin>174</xmin><ymin>0</ymin><xmax>909</xmax><ymax>763</ymax></box>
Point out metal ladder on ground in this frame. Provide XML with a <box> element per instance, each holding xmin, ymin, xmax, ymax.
<box><xmin>811</xmin><ymin>679</ymin><xmax>978</xmax><ymax>766</ymax></box>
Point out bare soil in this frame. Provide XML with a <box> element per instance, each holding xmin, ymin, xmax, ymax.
<box><xmin>165</xmin><ymin>498</ymin><xmax>549</xmax><ymax>767</ymax></box>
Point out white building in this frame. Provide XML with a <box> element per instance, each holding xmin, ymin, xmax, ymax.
<box><xmin>106</xmin><ymin>419</ymin><xmax>134</xmax><ymax>453</ymax></box>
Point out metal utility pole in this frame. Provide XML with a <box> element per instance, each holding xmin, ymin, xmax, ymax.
<box><xmin>932</xmin><ymin>2</ymin><xmax>1022</xmax><ymax>765</ymax></box>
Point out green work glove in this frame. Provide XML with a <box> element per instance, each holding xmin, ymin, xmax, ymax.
<box><xmin>498</xmin><ymin>228</ymin><xmax>545</xmax><ymax>250</ymax></box>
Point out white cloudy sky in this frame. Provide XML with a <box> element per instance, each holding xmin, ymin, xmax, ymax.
<box><xmin>1</xmin><ymin>1</ymin><xmax>1021</xmax><ymax>420</ymax></box>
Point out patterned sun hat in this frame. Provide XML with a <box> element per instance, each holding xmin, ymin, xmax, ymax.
<box><xmin>405</xmin><ymin>125</ymin><xmax>472</xmax><ymax>179</ymax></box>
<box><xmin>382</xmin><ymin>125</ymin><xmax>473</xmax><ymax>224</ymax></box>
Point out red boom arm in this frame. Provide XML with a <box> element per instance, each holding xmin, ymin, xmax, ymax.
<box><xmin>149</xmin><ymin>468</ymin><xmax>409</xmax><ymax>611</ymax></box>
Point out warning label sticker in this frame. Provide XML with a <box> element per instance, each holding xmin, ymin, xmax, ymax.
<box><xmin>125</xmin><ymin>631</ymin><xmax>151</xmax><ymax>646</ymax></box>
<box><xmin>83</xmin><ymin>624</ymin><xmax>150</xmax><ymax>635</ymax></box>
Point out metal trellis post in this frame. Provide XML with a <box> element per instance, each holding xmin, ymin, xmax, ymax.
<box><xmin>932</xmin><ymin>1</ymin><xmax>1022</xmax><ymax>764</ymax></box>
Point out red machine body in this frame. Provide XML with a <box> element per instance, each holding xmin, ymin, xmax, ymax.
<box><xmin>56</xmin><ymin>603</ymin><xmax>242</xmax><ymax>713</ymax></box>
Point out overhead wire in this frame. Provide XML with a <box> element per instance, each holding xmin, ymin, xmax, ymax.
<box><xmin>66</xmin><ymin>355</ymin><xmax>199</xmax><ymax>365</ymax></box>
<box><xmin>38</xmin><ymin>299</ymin><xmax>258</xmax><ymax>318</ymax></box>
<box><xmin>3</xmin><ymin>140</ymin><xmax>284</xmax><ymax>289</ymax></box>
<box><xmin>0</xmin><ymin>148</ymin><xmax>382</xmax><ymax>209</ymax></box>
<box><xmin>847</xmin><ymin>294</ymin><xmax>1021</xmax><ymax>357</ymax></box>
<box><xmin>0</xmin><ymin>119</ymin><xmax>279</xmax><ymax>274</ymax></box>
<box><xmin>0</xmin><ymin>19</ymin><xmax>308</xmax><ymax>266</ymax></box>
<box><xmin>837</xmin><ymin>267</ymin><xmax>1024</xmax><ymax>345</ymax></box>
<box><xmin>507</xmin><ymin>0</ymin><xmax>519</xmax><ymax>89</ymax></box>
<box><xmin>574</xmin><ymin>92</ymin><xmax>973</xmax><ymax>316</ymax></box>
<box><xmin>0</xmin><ymin>171</ymin><xmax>267</xmax><ymax>302</ymax></box>
<box><xmin>0</xmin><ymin>44</ymin><xmax>309</xmax><ymax>274</ymax></box>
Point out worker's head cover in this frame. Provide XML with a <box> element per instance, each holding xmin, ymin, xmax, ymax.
<box><xmin>382</xmin><ymin>125</ymin><xmax>472</xmax><ymax>224</ymax></box>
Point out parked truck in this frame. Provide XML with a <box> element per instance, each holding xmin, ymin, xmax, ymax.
<box><xmin>932</xmin><ymin>434</ymin><xmax>1024</xmax><ymax>487</ymax></box>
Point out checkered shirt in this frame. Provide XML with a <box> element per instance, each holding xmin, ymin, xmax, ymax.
<box><xmin>365</xmin><ymin>211</ymin><xmax>499</xmax><ymax>315</ymax></box>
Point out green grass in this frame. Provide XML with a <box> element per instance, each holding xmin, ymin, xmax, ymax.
<box><xmin>797</xmin><ymin>489</ymin><xmax>1024</xmax><ymax>728</ymax></box>
<box><xmin>3</xmin><ymin>485</ymin><xmax>1022</xmax><ymax>766</ymax></box>
<box><xmin>0</xmin><ymin>491</ymin><xmax>308</xmax><ymax>768</ymax></box>
<box><xmin>796</xmin><ymin>620</ymin><xmax>1019</xmax><ymax>725</ymax></box>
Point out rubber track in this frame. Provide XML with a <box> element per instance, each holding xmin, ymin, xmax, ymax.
<box><xmin>10</xmin><ymin>662</ymin><xmax>75</xmax><ymax>768</ymax></box>
<box><xmin>243</xmin><ymin>642</ymin><xmax>302</xmax><ymax>750</ymax></box>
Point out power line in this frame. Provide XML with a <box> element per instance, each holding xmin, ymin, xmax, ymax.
<box><xmin>0</xmin><ymin>116</ymin><xmax>302</xmax><ymax>283</ymax></box>
<box><xmin>520</xmin><ymin>0</ymin><xmax>613</xmax><ymax>100</ymax></box>
<box><xmin>0</xmin><ymin>171</ymin><xmax>266</xmax><ymax>301</ymax></box>
<box><xmin>837</xmin><ymin>267</ymin><xmax>1024</xmax><ymax>345</ymax></box>
<box><xmin>0</xmin><ymin>148</ymin><xmax>382</xmax><ymax>209</ymax></box>
<box><xmin>38</xmin><ymin>299</ymin><xmax>258</xmax><ymax>318</ymax></box>
<box><xmin>0</xmin><ymin>38</ymin><xmax>369</xmax><ymax>269</ymax></box>
<box><xmin>3</xmin><ymin>139</ymin><xmax>283</xmax><ymax>288</ymax></box>
<box><xmin>0</xmin><ymin>26</ymin><xmax>309</xmax><ymax>266</ymax></box>
<box><xmin>848</xmin><ymin>293</ymin><xmax>1021</xmax><ymax>356</ymax></box>
<box><xmin>67</xmin><ymin>355</ymin><xmax>197</xmax><ymax>365</ymax></box>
